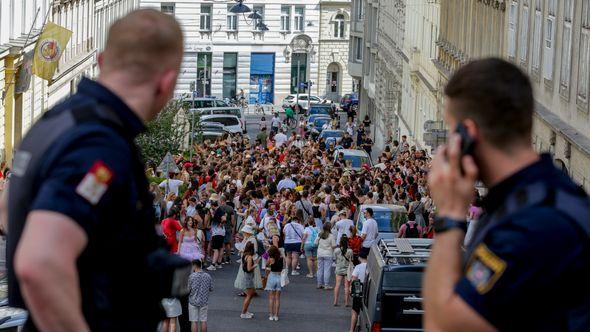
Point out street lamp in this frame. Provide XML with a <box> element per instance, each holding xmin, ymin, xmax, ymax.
<box><xmin>229</xmin><ymin>0</ymin><xmax>251</xmax><ymax>14</ymax></box>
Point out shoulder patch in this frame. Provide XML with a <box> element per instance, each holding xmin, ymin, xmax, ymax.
<box><xmin>75</xmin><ymin>160</ymin><xmax>114</xmax><ymax>205</ymax></box>
<box><xmin>466</xmin><ymin>243</ymin><xmax>507</xmax><ymax>294</ymax></box>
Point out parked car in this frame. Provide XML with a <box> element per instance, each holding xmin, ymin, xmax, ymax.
<box><xmin>190</xmin><ymin>106</ymin><xmax>246</xmax><ymax>131</ymax></box>
<box><xmin>340</xmin><ymin>93</ymin><xmax>359</xmax><ymax>112</ymax></box>
<box><xmin>308</xmin><ymin>105</ymin><xmax>332</xmax><ymax>116</ymax></box>
<box><xmin>200</xmin><ymin>114</ymin><xmax>243</xmax><ymax>134</ymax></box>
<box><xmin>282</xmin><ymin>94</ymin><xmax>327</xmax><ymax>111</ymax></box>
<box><xmin>332</xmin><ymin>148</ymin><xmax>373</xmax><ymax>171</ymax></box>
<box><xmin>359</xmin><ymin>238</ymin><xmax>432</xmax><ymax>332</ymax></box>
<box><xmin>355</xmin><ymin>204</ymin><xmax>408</xmax><ymax>241</ymax></box>
<box><xmin>319</xmin><ymin>129</ymin><xmax>345</xmax><ymax>144</ymax></box>
<box><xmin>307</xmin><ymin>116</ymin><xmax>333</xmax><ymax>138</ymax></box>
<box><xmin>194</xmin><ymin>122</ymin><xmax>228</xmax><ymax>142</ymax></box>
<box><xmin>190</xmin><ymin>97</ymin><xmax>229</xmax><ymax>108</ymax></box>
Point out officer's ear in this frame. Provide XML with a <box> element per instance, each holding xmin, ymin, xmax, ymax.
<box><xmin>156</xmin><ymin>69</ymin><xmax>179</xmax><ymax>99</ymax></box>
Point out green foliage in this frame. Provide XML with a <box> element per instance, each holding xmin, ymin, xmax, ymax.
<box><xmin>136</xmin><ymin>99</ymin><xmax>195</xmax><ymax>165</ymax></box>
<box><xmin>147</xmin><ymin>176</ymin><xmax>167</xmax><ymax>185</ymax></box>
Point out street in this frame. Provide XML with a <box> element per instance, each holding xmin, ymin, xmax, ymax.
<box><xmin>205</xmin><ymin>255</ymin><xmax>350</xmax><ymax>332</ymax></box>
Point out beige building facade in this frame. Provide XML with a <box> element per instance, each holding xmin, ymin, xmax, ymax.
<box><xmin>399</xmin><ymin>0</ymin><xmax>441</xmax><ymax>150</ymax></box>
<box><xmin>317</xmin><ymin>0</ymin><xmax>353</xmax><ymax>102</ymax></box>
<box><xmin>506</xmin><ymin>0</ymin><xmax>590</xmax><ymax>190</ymax></box>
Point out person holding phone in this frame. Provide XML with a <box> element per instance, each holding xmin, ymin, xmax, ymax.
<box><xmin>423</xmin><ymin>58</ymin><xmax>590</xmax><ymax>331</ymax></box>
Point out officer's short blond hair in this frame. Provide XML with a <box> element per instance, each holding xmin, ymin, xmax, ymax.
<box><xmin>101</xmin><ymin>9</ymin><xmax>183</xmax><ymax>83</ymax></box>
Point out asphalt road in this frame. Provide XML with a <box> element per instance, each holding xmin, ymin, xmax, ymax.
<box><xmin>205</xmin><ymin>255</ymin><xmax>351</xmax><ymax>332</ymax></box>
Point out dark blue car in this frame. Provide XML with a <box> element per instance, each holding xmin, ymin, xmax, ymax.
<box><xmin>340</xmin><ymin>93</ymin><xmax>359</xmax><ymax>112</ymax></box>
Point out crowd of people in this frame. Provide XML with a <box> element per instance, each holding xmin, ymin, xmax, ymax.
<box><xmin>148</xmin><ymin>111</ymin><xmax>443</xmax><ymax>331</ymax></box>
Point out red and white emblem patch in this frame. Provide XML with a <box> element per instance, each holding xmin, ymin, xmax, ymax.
<box><xmin>75</xmin><ymin>161</ymin><xmax>114</xmax><ymax>205</ymax></box>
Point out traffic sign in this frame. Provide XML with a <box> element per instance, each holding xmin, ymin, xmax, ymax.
<box><xmin>158</xmin><ymin>152</ymin><xmax>180</xmax><ymax>174</ymax></box>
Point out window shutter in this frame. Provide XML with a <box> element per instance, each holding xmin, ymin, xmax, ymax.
<box><xmin>543</xmin><ymin>16</ymin><xmax>556</xmax><ymax>80</ymax></box>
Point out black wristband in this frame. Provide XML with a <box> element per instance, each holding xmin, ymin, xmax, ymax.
<box><xmin>433</xmin><ymin>216</ymin><xmax>468</xmax><ymax>234</ymax></box>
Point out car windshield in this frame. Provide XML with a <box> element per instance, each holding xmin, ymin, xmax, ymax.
<box><xmin>358</xmin><ymin>210</ymin><xmax>397</xmax><ymax>233</ymax></box>
<box><xmin>321</xmin><ymin>131</ymin><xmax>343</xmax><ymax>138</ymax></box>
<box><xmin>203</xmin><ymin>117</ymin><xmax>239</xmax><ymax>126</ymax></box>
<box><xmin>194</xmin><ymin>100</ymin><xmax>215</xmax><ymax>108</ymax></box>
<box><xmin>211</xmin><ymin>108</ymin><xmax>241</xmax><ymax>118</ymax></box>
<box><xmin>309</xmin><ymin>107</ymin><xmax>331</xmax><ymax>115</ymax></box>
<box><xmin>215</xmin><ymin>100</ymin><xmax>229</xmax><ymax>107</ymax></box>
<box><xmin>343</xmin><ymin>154</ymin><xmax>371</xmax><ymax>168</ymax></box>
<box><xmin>314</xmin><ymin>118</ymin><xmax>331</xmax><ymax>127</ymax></box>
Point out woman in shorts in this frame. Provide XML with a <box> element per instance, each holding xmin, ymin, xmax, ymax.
<box><xmin>264</xmin><ymin>246</ymin><xmax>284</xmax><ymax>321</ymax></box>
<box><xmin>301</xmin><ymin>217</ymin><xmax>318</xmax><ymax>278</ymax></box>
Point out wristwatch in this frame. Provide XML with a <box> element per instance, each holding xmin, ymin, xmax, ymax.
<box><xmin>433</xmin><ymin>216</ymin><xmax>468</xmax><ymax>234</ymax></box>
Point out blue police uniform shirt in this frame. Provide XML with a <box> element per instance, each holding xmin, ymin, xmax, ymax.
<box><xmin>455</xmin><ymin>154</ymin><xmax>590</xmax><ymax>331</ymax></box>
<box><xmin>25</xmin><ymin>77</ymin><xmax>162</xmax><ymax>330</ymax></box>
<box><xmin>30</xmin><ymin>77</ymin><xmax>144</xmax><ymax>232</ymax></box>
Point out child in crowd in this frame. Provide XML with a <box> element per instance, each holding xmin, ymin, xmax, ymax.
<box><xmin>188</xmin><ymin>259</ymin><xmax>213</xmax><ymax>332</ymax></box>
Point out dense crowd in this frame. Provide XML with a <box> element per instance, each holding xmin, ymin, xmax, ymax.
<box><xmin>148</xmin><ymin>116</ymin><xmax>438</xmax><ymax>331</ymax></box>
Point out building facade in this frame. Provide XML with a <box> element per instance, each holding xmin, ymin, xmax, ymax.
<box><xmin>348</xmin><ymin>0</ymin><xmax>405</xmax><ymax>152</ymax></box>
<box><xmin>0</xmin><ymin>0</ymin><xmax>136</xmax><ymax>163</ymax></box>
<box><xmin>317</xmin><ymin>0</ymin><xmax>353</xmax><ymax>102</ymax></box>
<box><xmin>141</xmin><ymin>0</ymin><xmax>351</xmax><ymax>105</ymax></box>
<box><xmin>399</xmin><ymin>0</ymin><xmax>441</xmax><ymax>150</ymax></box>
<box><xmin>506</xmin><ymin>0</ymin><xmax>590</xmax><ymax>190</ymax></box>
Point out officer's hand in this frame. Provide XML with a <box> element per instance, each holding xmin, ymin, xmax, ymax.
<box><xmin>428</xmin><ymin>134</ymin><xmax>478</xmax><ymax>220</ymax></box>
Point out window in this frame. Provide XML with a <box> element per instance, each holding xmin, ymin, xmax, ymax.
<box><xmin>334</xmin><ymin>14</ymin><xmax>345</xmax><ymax>38</ymax></box>
<box><xmin>161</xmin><ymin>2</ymin><xmax>174</xmax><ymax>15</ymax></box>
<box><xmin>223</xmin><ymin>53</ymin><xmax>238</xmax><ymax>99</ymax></box>
<box><xmin>280</xmin><ymin>5</ymin><xmax>291</xmax><ymax>32</ymax></box>
<box><xmin>578</xmin><ymin>0</ymin><xmax>590</xmax><ymax>103</ymax></box>
<box><xmin>542</xmin><ymin>0</ymin><xmax>557</xmax><ymax>80</ymax></box>
<box><xmin>560</xmin><ymin>0</ymin><xmax>574</xmax><ymax>93</ymax></box>
<box><xmin>227</xmin><ymin>4</ymin><xmax>237</xmax><ymax>31</ymax></box>
<box><xmin>253</xmin><ymin>5</ymin><xmax>264</xmax><ymax>31</ymax></box>
<box><xmin>294</xmin><ymin>6</ymin><xmax>304</xmax><ymax>32</ymax></box>
<box><xmin>508</xmin><ymin>1</ymin><xmax>518</xmax><ymax>58</ymax></box>
<box><xmin>200</xmin><ymin>4</ymin><xmax>212</xmax><ymax>31</ymax></box>
<box><xmin>356</xmin><ymin>0</ymin><xmax>364</xmax><ymax>21</ymax></box>
<box><xmin>355</xmin><ymin>37</ymin><xmax>363</xmax><ymax>61</ymax></box>
<box><xmin>532</xmin><ymin>0</ymin><xmax>543</xmax><ymax>72</ymax></box>
<box><xmin>519</xmin><ymin>1</ymin><xmax>530</xmax><ymax>63</ymax></box>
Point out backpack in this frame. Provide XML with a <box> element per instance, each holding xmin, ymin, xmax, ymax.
<box><xmin>404</xmin><ymin>222</ymin><xmax>420</xmax><ymax>238</ymax></box>
<box><xmin>351</xmin><ymin>279</ymin><xmax>363</xmax><ymax>298</ymax></box>
<box><xmin>308</xmin><ymin>228</ymin><xmax>319</xmax><ymax>247</ymax></box>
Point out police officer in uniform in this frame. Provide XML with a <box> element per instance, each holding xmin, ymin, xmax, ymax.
<box><xmin>423</xmin><ymin>58</ymin><xmax>590</xmax><ymax>331</ymax></box>
<box><xmin>6</xmin><ymin>10</ymin><xmax>184</xmax><ymax>331</ymax></box>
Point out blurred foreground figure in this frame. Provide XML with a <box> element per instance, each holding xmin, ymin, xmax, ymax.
<box><xmin>6</xmin><ymin>9</ymin><xmax>185</xmax><ymax>332</ymax></box>
<box><xmin>424</xmin><ymin>58</ymin><xmax>590</xmax><ymax>332</ymax></box>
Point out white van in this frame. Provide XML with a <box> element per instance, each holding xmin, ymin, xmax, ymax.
<box><xmin>190</xmin><ymin>107</ymin><xmax>246</xmax><ymax>131</ymax></box>
<box><xmin>200</xmin><ymin>114</ymin><xmax>243</xmax><ymax>134</ymax></box>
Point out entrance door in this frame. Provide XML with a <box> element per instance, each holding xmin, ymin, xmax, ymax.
<box><xmin>291</xmin><ymin>53</ymin><xmax>308</xmax><ymax>94</ymax></box>
<box><xmin>326</xmin><ymin>62</ymin><xmax>341</xmax><ymax>101</ymax></box>
<box><xmin>249</xmin><ymin>53</ymin><xmax>275</xmax><ymax>104</ymax></box>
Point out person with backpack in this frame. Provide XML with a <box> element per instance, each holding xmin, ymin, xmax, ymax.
<box><xmin>301</xmin><ymin>218</ymin><xmax>319</xmax><ymax>278</ymax></box>
<box><xmin>349</xmin><ymin>251</ymin><xmax>368</xmax><ymax>332</ymax></box>
<box><xmin>398</xmin><ymin>212</ymin><xmax>423</xmax><ymax>238</ymax></box>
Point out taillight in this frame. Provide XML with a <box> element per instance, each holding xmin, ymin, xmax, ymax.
<box><xmin>371</xmin><ymin>321</ymin><xmax>381</xmax><ymax>332</ymax></box>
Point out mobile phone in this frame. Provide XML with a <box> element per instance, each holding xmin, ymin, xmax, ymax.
<box><xmin>455</xmin><ymin>123</ymin><xmax>476</xmax><ymax>158</ymax></box>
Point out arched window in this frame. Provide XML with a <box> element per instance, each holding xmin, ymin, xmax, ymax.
<box><xmin>334</xmin><ymin>14</ymin><xmax>345</xmax><ymax>38</ymax></box>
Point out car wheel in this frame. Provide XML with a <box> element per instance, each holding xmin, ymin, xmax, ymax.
<box><xmin>352</xmin><ymin>104</ymin><xmax>359</xmax><ymax>111</ymax></box>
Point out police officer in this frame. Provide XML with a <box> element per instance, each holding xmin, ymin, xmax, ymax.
<box><xmin>6</xmin><ymin>10</ymin><xmax>184</xmax><ymax>331</ymax></box>
<box><xmin>423</xmin><ymin>58</ymin><xmax>590</xmax><ymax>331</ymax></box>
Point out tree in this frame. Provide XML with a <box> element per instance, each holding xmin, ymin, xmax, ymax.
<box><xmin>136</xmin><ymin>99</ymin><xmax>194</xmax><ymax>166</ymax></box>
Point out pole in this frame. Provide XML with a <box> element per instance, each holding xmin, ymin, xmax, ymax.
<box><xmin>189</xmin><ymin>111</ymin><xmax>195</xmax><ymax>160</ymax></box>
<box><xmin>202</xmin><ymin>53</ymin><xmax>208</xmax><ymax>98</ymax></box>
<box><xmin>296</xmin><ymin>59</ymin><xmax>300</xmax><ymax>111</ymax></box>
